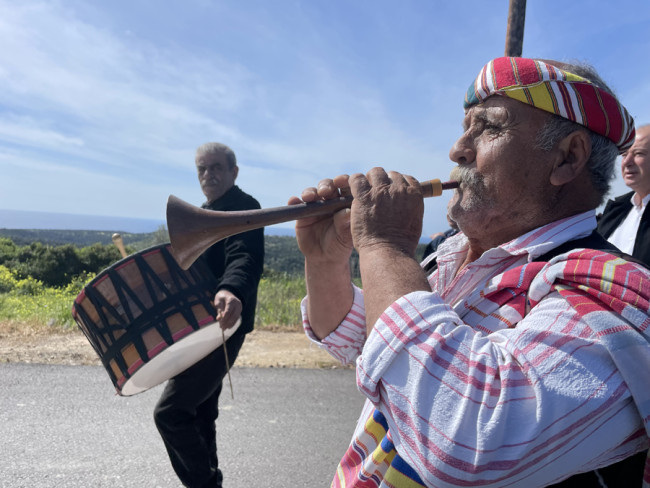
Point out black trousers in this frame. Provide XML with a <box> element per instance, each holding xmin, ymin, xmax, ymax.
<box><xmin>153</xmin><ymin>330</ymin><xmax>247</xmax><ymax>488</ymax></box>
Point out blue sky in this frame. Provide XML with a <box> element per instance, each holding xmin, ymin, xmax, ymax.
<box><xmin>1</xmin><ymin>0</ymin><xmax>649</xmax><ymax>237</ymax></box>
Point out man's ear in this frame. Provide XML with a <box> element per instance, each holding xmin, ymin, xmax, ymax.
<box><xmin>549</xmin><ymin>130</ymin><xmax>591</xmax><ymax>186</ymax></box>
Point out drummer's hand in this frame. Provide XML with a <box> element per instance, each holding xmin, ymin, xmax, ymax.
<box><xmin>214</xmin><ymin>289</ymin><xmax>242</xmax><ymax>330</ymax></box>
<box><xmin>287</xmin><ymin>174</ymin><xmax>354</xmax><ymax>265</ymax></box>
<box><xmin>349</xmin><ymin>168</ymin><xmax>424</xmax><ymax>256</ymax></box>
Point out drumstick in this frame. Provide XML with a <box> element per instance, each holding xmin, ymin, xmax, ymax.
<box><xmin>112</xmin><ymin>233</ymin><xmax>128</xmax><ymax>258</ymax></box>
<box><xmin>222</xmin><ymin>327</ymin><xmax>234</xmax><ymax>399</ymax></box>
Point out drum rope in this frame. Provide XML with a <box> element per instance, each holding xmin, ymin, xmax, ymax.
<box><xmin>222</xmin><ymin>327</ymin><xmax>234</xmax><ymax>399</ymax></box>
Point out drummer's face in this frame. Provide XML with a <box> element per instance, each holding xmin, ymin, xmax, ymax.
<box><xmin>196</xmin><ymin>152</ymin><xmax>238</xmax><ymax>203</ymax></box>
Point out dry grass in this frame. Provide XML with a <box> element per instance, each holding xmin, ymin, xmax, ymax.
<box><xmin>0</xmin><ymin>318</ymin><xmax>79</xmax><ymax>337</ymax></box>
<box><xmin>0</xmin><ymin>319</ymin><xmax>346</xmax><ymax>369</ymax></box>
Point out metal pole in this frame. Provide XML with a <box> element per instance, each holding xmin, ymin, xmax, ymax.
<box><xmin>505</xmin><ymin>0</ymin><xmax>527</xmax><ymax>57</ymax></box>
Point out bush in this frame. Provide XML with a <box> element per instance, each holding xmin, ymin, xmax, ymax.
<box><xmin>9</xmin><ymin>242</ymin><xmax>83</xmax><ymax>287</ymax></box>
<box><xmin>0</xmin><ymin>287</ymin><xmax>78</xmax><ymax>328</ymax></box>
<box><xmin>0</xmin><ymin>265</ymin><xmax>14</xmax><ymax>293</ymax></box>
<box><xmin>0</xmin><ymin>265</ymin><xmax>86</xmax><ymax>328</ymax></box>
<box><xmin>78</xmin><ymin>243</ymin><xmax>123</xmax><ymax>273</ymax></box>
<box><xmin>0</xmin><ymin>240</ymin><xmax>123</xmax><ymax>288</ymax></box>
<box><xmin>0</xmin><ymin>238</ymin><xmax>19</xmax><ymax>267</ymax></box>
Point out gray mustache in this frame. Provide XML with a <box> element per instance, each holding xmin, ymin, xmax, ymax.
<box><xmin>449</xmin><ymin>166</ymin><xmax>483</xmax><ymax>186</ymax></box>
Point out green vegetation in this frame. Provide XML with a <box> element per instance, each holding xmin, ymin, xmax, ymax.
<box><xmin>0</xmin><ymin>226</ymin><xmax>169</xmax><ymax>248</ymax></box>
<box><xmin>0</xmin><ymin>264</ymin><xmax>88</xmax><ymax>328</ymax></box>
<box><xmin>0</xmin><ymin>230</ymin><xmax>427</xmax><ymax>333</ymax></box>
<box><xmin>0</xmin><ymin>232</ymin><xmax>312</xmax><ymax>332</ymax></box>
<box><xmin>0</xmin><ymin>261</ymin><xmax>307</xmax><ymax>333</ymax></box>
<box><xmin>255</xmin><ymin>271</ymin><xmax>306</xmax><ymax>331</ymax></box>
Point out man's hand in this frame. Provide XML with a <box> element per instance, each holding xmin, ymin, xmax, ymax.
<box><xmin>347</xmin><ymin>168</ymin><xmax>430</xmax><ymax>332</ymax></box>
<box><xmin>287</xmin><ymin>174</ymin><xmax>355</xmax><ymax>340</ymax></box>
<box><xmin>349</xmin><ymin>168</ymin><xmax>424</xmax><ymax>256</ymax></box>
<box><xmin>213</xmin><ymin>289</ymin><xmax>242</xmax><ymax>330</ymax></box>
<box><xmin>288</xmin><ymin>174</ymin><xmax>354</xmax><ymax>267</ymax></box>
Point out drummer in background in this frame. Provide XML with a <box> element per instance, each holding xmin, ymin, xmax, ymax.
<box><xmin>154</xmin><ymin>142</ymin><xmax>264</xmax><ymax>488</ymax></box>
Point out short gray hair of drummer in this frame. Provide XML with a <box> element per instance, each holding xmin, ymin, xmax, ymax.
<box><xmin>195</xmin><ymin>142</ymin><xmax>238</xmax><ymax>170</ymax></box>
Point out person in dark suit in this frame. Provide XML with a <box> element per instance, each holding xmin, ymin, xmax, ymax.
<box><xmin>154</xmin><ymin>142</ymin><xmax>264</xmax><ymax>488</ymax></box>
<box><xmin>597</xmin><ymin>124</ymin><xmax>650</xmax><ymax>266</ymax></box>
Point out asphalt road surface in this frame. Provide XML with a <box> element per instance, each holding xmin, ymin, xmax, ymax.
<box><xmin>1</xmin><ymin>363</ymin><xmax>365</xmax><ymax>488</ymax></box>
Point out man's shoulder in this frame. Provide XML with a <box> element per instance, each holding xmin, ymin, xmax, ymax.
<box><xmin>604</xmin><ymin>191</ymin><xmax>635</xmax><ymax>208</ymax></box>
<box><xmin>209</xmin><ymin>185</ymin><xmax>261</xmax><ymax>211</ymax></box>
<box><xmin>597</xmin><ymin>192</ymin><xmax>634</xmax><ymax>231</ymax></box>
<box><xmin>234</xmin><ymin>186</ymin><xmax>260</xmax><ymax>205</ymax></box>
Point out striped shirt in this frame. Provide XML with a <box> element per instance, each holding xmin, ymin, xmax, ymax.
<box><xmin>303</xmin><ymin>211</ymin><xmax>650</xmax><ymax>487</ymax></box>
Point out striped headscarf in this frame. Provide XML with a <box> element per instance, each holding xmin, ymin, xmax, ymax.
<box><xmin>464</xmin><ymin>57</ymin><xmax>635</xmax><ymax>153</ymax></box>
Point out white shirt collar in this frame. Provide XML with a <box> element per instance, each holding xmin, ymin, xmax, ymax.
<box><xmin>631</xmin><ymin>192</ymin><xmax>650</xmax><ymax>209</ymax></box>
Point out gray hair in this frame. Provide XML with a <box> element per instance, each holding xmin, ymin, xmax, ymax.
<box><xmin>196</xmin><ymin>142</ymin><xmax>237</xmax><ymax>169</ymax></box>
<box><xmin>534</xmin><ymin>60</ymin><xmax>621</xmax><ymax>205</ymax></box>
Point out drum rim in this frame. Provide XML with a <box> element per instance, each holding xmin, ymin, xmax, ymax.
<box><xmin>72</xmin><ymin>243</ymin><xmax>176</xmax><ymax>312</ymax></box>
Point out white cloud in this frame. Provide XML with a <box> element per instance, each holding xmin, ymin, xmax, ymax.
<box><xmin>0</xmin><ymin>115</ymin><xmax>84</xmax><ymax>149</ymax></box>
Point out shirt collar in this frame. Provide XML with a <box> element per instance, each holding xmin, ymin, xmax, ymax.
<box><xmin>431</xmin><ymin>210</ymin><xmax>598</xmax><ymax>266</ymax></box>
<box><xmin>502</xmin><ymin>210</ymin><xmax>597</xmax><ymax>261</ymax></box>
<box><xmin>630</xmin><ymin>192</ymin><xmax>650</xmax><ymax>209</ymax></box>
<box><xmin>202</xmin><ymin>185</ymin><xmax>240</xmax><ymax>210</ymax></box>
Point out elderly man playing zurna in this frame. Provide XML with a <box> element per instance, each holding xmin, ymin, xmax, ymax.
<box><xmin>291</xmin><ymin>57</ymin><xmax>650</xmax><ymax>487</ymax></box>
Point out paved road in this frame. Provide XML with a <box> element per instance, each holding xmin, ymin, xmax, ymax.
<box><xmin>1</xmin><ymin>363</ymin><xmax>365</xmax><ymax>488</ymax></box>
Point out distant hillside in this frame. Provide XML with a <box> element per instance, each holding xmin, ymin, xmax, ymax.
<box><xmin>0</xmin><ymin>228</ymin><xmax>427</xmax><ymax>278</ymax></box>
<box><xmin>0</xmin><ymin>228</ymin><xmax>308</xmax><ymax>276</ymax></box>
<box><xmin>0</xmin><ymin>228</ymin><xmax>153</xmax><ymax>247</ymax></box>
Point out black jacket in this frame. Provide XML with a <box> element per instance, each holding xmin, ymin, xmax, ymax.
<box><xmin>199</xmin><ymin>185</ymin><xmax>264</xmax><ymax>335</ymax></box>
<box><xmin>597</xmin><ymin>191</ymin><xmax>650</xmax><ymax>267</ymax></box>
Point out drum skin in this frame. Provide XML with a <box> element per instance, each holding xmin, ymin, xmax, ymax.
<box><xmin>72</xmin><ymin>243</ymin><xmax>238</xmax><ymax>396</ymax></box>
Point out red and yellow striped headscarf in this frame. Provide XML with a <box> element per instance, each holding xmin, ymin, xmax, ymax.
<box><xmin>464</xmin><ymin>57</ymin><xmax>635</xmax><ymax>153</ymax></box>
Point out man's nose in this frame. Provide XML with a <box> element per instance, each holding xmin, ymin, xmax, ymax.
<box><xmin>621</xmin><ymin>152</ymin><xmax>634</xmax><ymax>168</ymax></box>
<box><xmin>449</xmin><ymin>135</ymin><xmax>475</xmax><ymax>166</ymax></box>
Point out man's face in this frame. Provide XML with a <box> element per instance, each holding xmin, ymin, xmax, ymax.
<box><xmin>621</xmin><ymin>127</ymin><xmax>650</xmax><ymax>198</ymax></box>
<box><xmin>196</xmin><ymin>151</ymin><xmax>238</xmax><ymax>203</ymax></box>
<box><xmin>446</xmin><ymin>96</ymin><xmax>556</xmax><ymax>239</ymax></box>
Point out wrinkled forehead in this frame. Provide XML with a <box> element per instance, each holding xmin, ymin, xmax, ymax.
<box><xmin>196</xmin><ymin>151</ymin><xmax>230</xmax><ymax>166</ymax></box>
<box><xmin>462</xmin><ymin>95</ymin><xmax>546</xmax><ymax>129</ymax></box>
<box><xmin>634</xmin><ymin>126</ymin><xmax>650</xmax><ymax>144</ymax></box>
<box><xmin>462</xmin><ymin>99</ymin><xmax>507</xmax><ymax>126</ymax></box>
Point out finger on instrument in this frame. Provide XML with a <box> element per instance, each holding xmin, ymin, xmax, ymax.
<box><xmin>348</xmin><ymin>172</ymin><xmax>371</xmax><ymax>197</ymax></box>
<box><xmin>333</xmin><ymin>174</ymin><xmax>351</xmax><ymax>197</ymax></box>
<box><xmin>316</xmin><ymin>178</ymin><xmax>341</xmax><ymax>199</ymax></box>
<box><xmin>287</xmin><ymin>195</ymin><xmax>303</xmax><ymax>205</ymax></box>
<box><xmin>404</xmin><ymin>174</ymin><xmax>419</xmax><ymax>187</ymax></box>
<box><xmin>300</xmin><ymin>186</ymin><xmax>319</xmax><ymax>202</ymax></box>
<box><xmin>366</xmin><ymin>167</ymin><xmax>392</xmax><ymax>186</ymax></box>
